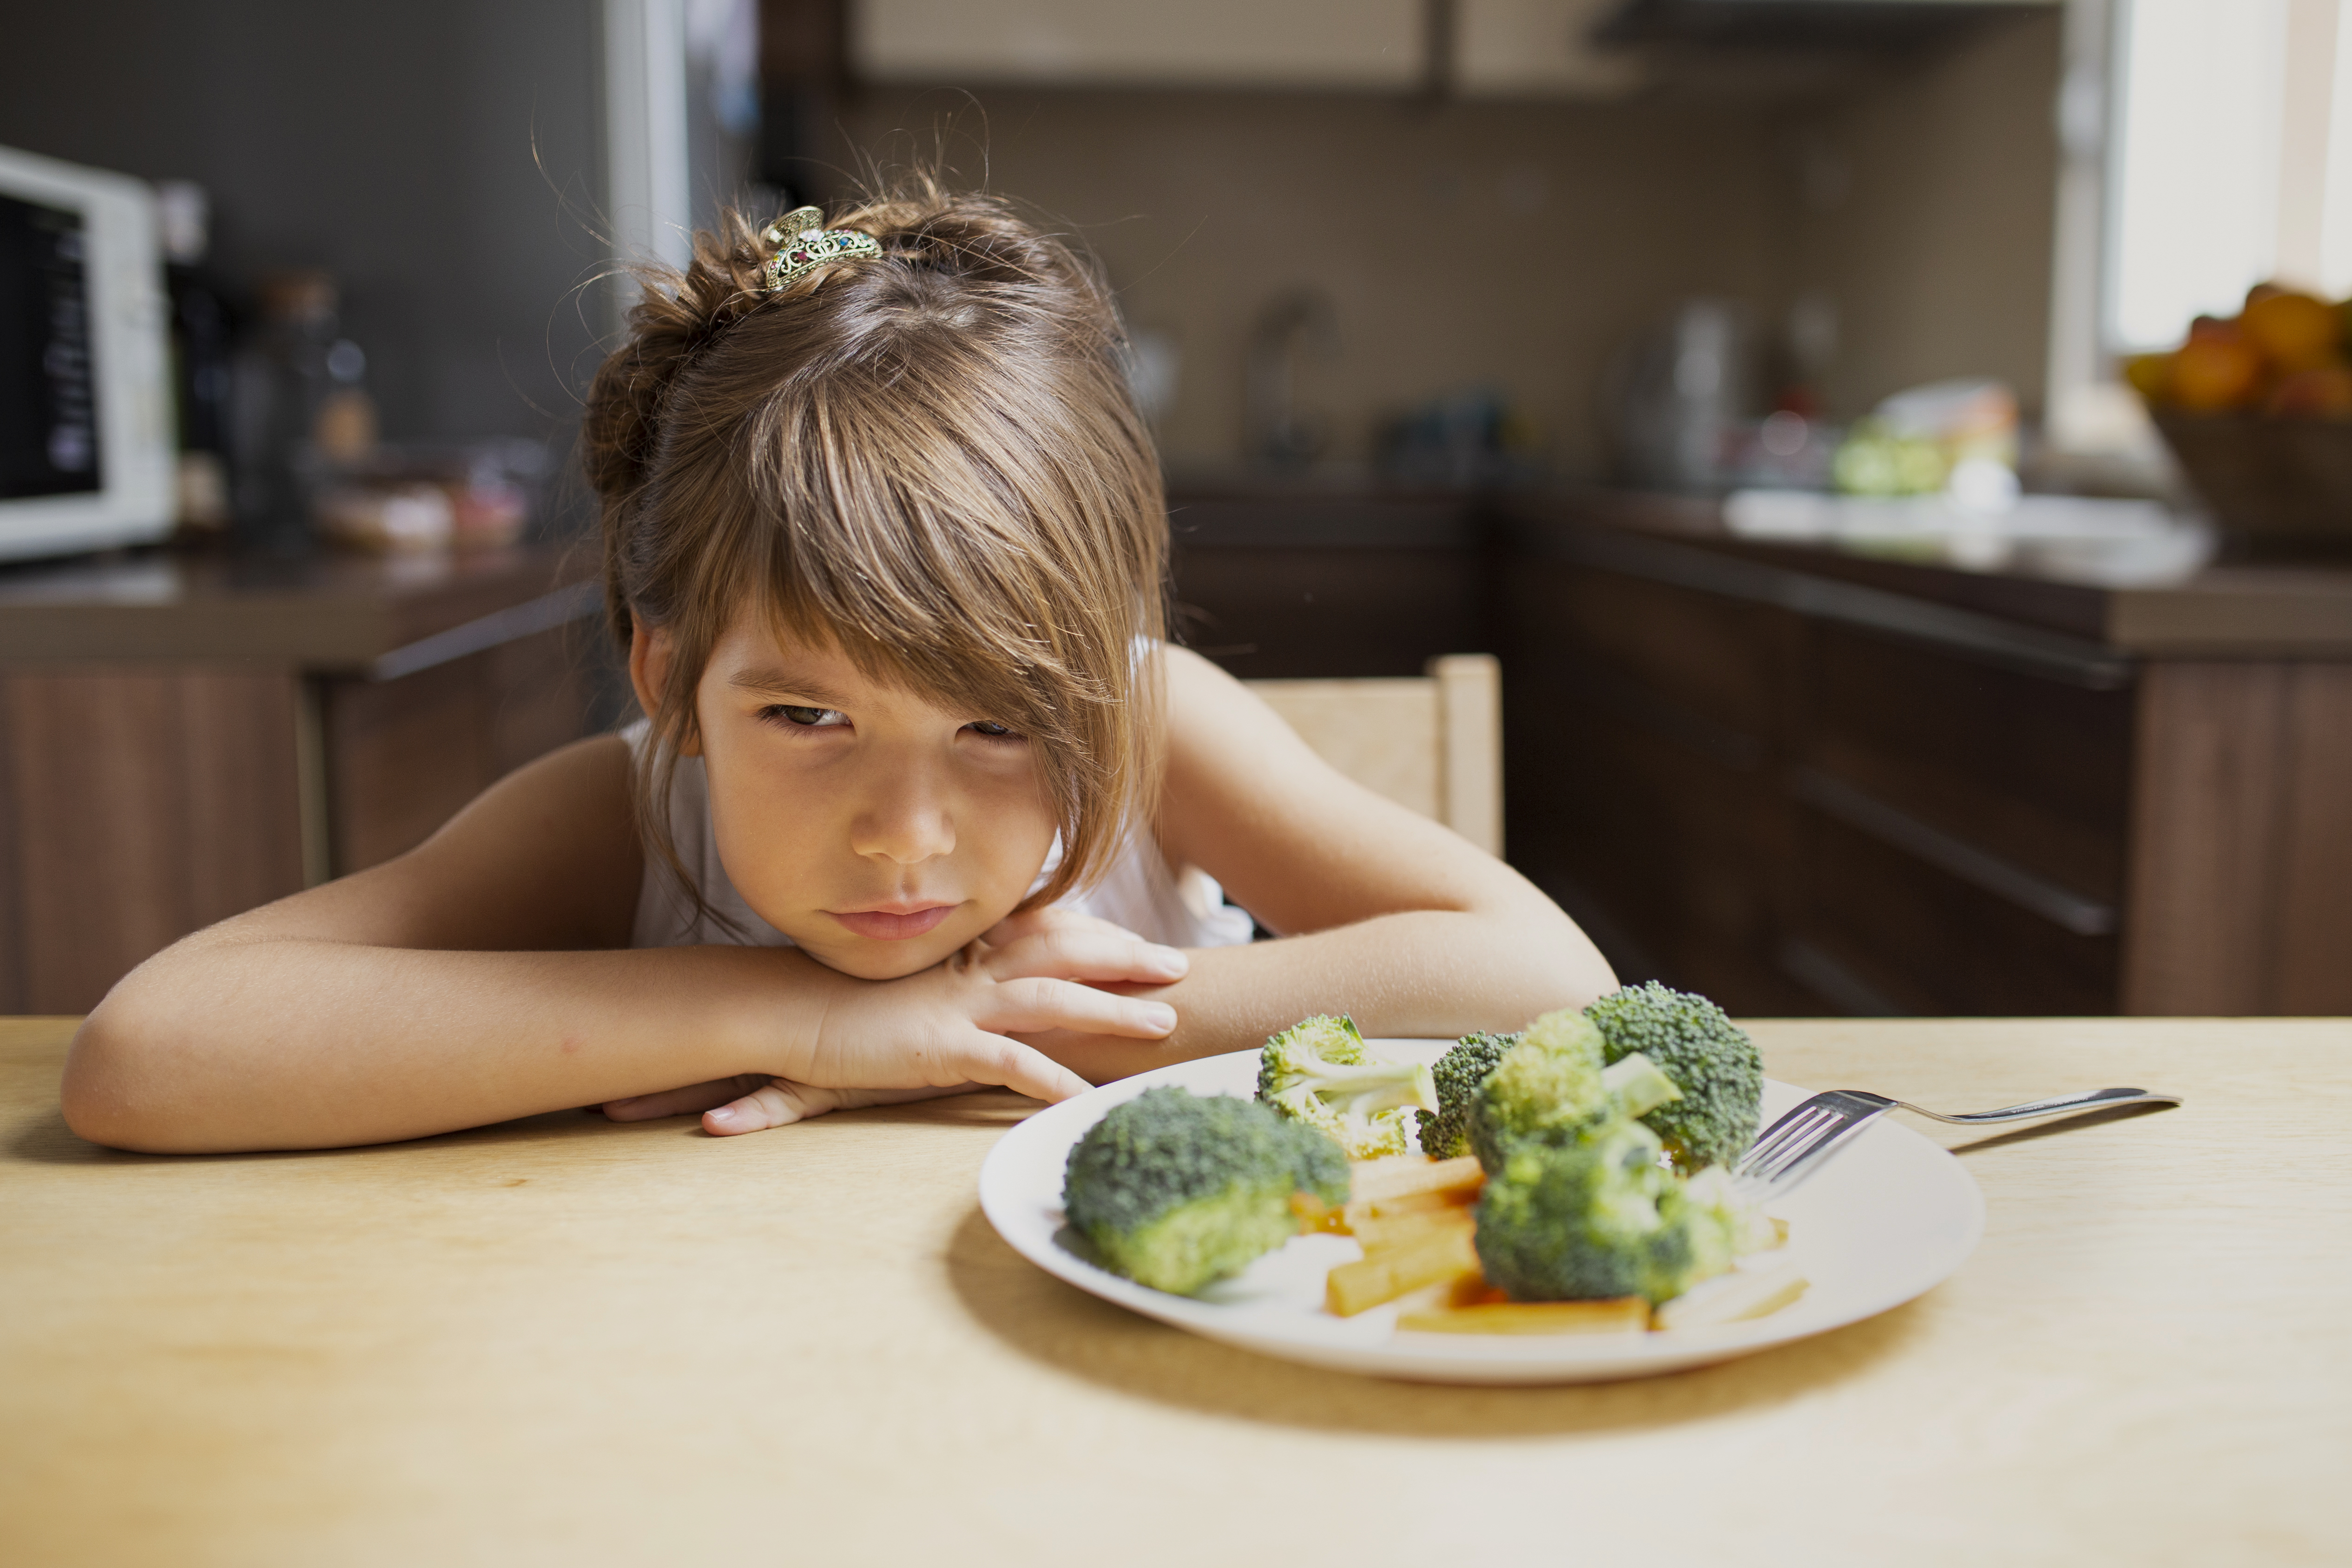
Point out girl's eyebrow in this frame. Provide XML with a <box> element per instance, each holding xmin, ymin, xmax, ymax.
<box><xmin>727</xmin><ymin>666</ymin><xmax>855</xmax><ymax>707</ymax></box>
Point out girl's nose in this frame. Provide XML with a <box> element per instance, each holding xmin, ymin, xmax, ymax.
<box><xmin>848</xmin><ymin>767</ymin><xmax>957</xmax><ymax>865</ymax></box>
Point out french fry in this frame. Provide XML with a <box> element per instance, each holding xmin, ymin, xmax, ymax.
<box><xmin>1397</xmin><ymin>1298</ymin><xmax>1652</xmax><ymax>1336</ymax></box>
<box><xmin>1653</xmin><ymin>1266</ymin><xmax>1808</xmax><ymax>1331</ymax></box>
<box><xmin>1446</xmin><ymin>1275</ymin><xmax>1508</xmax><ymax>1308</ymax></box>
<box><xmin>1340</xmin><ymin>1187</ymin><xmax>1476</xmax><ymax>1231</ymax></box>
<box><xmin>1290</xmin><ymin>1192</ymin><xmax>1347</xmax><ymax>1234</ymax></box>
<box><xmin>1325</xmin><ymin>1224</ymin><xmax>1482</xmax><ymax>1317</ymax></box>
<box><xmin>1348</xmin><ymin>1155</ymin><xmax>1485</xmax><ymax>1205</ymax></box>
<box><xmin>1349</xmin><ymin>1205</ymin><xmax>1475</xmax><ymax>1255</ymax></box>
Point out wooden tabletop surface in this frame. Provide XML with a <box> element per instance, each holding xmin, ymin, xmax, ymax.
<box><xmin>3</xmin><ymin>1015</ymin><xmax>2345</xmax><ymax>1566</ymax></box>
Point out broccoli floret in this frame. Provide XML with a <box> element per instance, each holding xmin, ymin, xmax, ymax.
<box><xmin>1584</xmin><ymin>982</ymin><xmax>1764</xmax><ymax>1172</ymax></box>
<box><xmin>1416</xmin><ymin>1032</ymin><xmax>1516</xmax><ymax>1159</ymax></box>
<box><xmin>1062</xmin><ymin>1086</ymin><xmax>1349</xmax><ymax>1296</ymax></box>
<box><xmin>1256</xmin><ymin>1015</ymin><xmax>1438</xmax><ymax>1160</ymax></box>
<box><xmin>1472</xmin><ymin>1118</ymin><xmax>1738</xmax><ymax>1305</ymax></box>
<box><xmin>1465</xmin><ymin>1008</ymin><xmax>1681</xmax><ymax>1173</ymax></box>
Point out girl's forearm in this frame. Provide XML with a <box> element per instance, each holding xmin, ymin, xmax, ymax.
<box><xmin>63</xmin><ymin>939</ymin><xmax>834</xmax><ymax>1153</ymax></box>
<box><xmin>1048</xmin><ymin>909</ymin><xmax>1616</xmax><ymax>1082</ymax></box>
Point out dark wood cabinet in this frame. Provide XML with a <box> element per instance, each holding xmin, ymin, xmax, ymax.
<box><xmin>1491</xmin><ymin>501</ymin><xmax>2352</xmax><ymax>1018</ymax></box>
<box><xmin>0</xmin><ymin>550</ymin><xmax>608</xmax><ymax>1013</ymax></box>
<box><xmin>1171</xmin><ymin>486</ymin><xmax>2352</xmax><ymax>1018</ymax></box>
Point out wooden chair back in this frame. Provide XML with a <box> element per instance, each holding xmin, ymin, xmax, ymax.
<box><xmin>1244</xmin><ymin>653</ymin><xmax>1502</xmax><ymax>855</ymax></box>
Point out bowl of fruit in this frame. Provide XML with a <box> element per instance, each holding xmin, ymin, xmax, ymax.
<box><xmin>2128</xmin><ymin>286</ymin><xmax>2352</xmax><ymax>553</ymax></box>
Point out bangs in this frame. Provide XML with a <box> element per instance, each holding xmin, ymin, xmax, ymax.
<box><xmin>750</xmin><ymin>353</ymin><xmax>1142</xmax><ymax>767</ymax></box>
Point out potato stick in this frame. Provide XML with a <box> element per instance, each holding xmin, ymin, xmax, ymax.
<box><xmin>1772</xmin><ymin>1216</ymin><xmax>1791</xmax><ymax>1248</ymax></box>
<box><xmin>1654</xmin><ymin>1267</ymin><xmax>1808</xmax><ymax>1331</ymax></box>
<box><xmin>1348</xmin><ymin>1155</ymin><xmax>1485</xmax><ymax>1205</ymax></box>
<box><xmin>1325</xmin><ymin>1225</ymin><xmax>1482</xmax><ymax>1317</ymax></box>
<box><xmin>1350</xmin><ymin>1206</ymin><xmax>1475</xmax><ymax>1255</ymax></box>
<box><xmin>1341</xmin><ymin>1187</ymin><xmax>1476</xmax><ymax>1231</ymax></box>
<box><xmin>1397</xmin><ymin>1298</ymin><xmax>1652</xmax><ymax>1336</ymax></box>
<box><xmin>1290</xmin><ymin>1192</ymin><xmax>1347</xmax><ymax>1234</ymax></box>
<box><xmin>1447</xmin><ymin>1275</ymin><xmax>1508</xmax><ymax>1309</ymax></box>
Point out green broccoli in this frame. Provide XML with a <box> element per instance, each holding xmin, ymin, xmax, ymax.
<box><xmin>1465</xmin><ymin>1008</ymin><xmax>1683</xmax><ymax>1173</ymax></box>
<box><xmin>1061</xmin><ymin>1086</ymin><xmax>1349</xmax><ymax>1296</ymax></box>
<box><xmin>1472</xmin><ymin>1118</ymin><xmax>1740</xmax><ymax>1305</ymax></box>
<box><xmin>1584</xmin><ymin>982</ymin><xmax>1764</xmax><ymax>1172</ymax></box>
<box><xmin>1256</xmin><ymin>1015</ymin><xmax>1438</xmax><ymax>1160</ymax></box>
<box><xmin>1415</xmin><ymin>1032</ymin><xmax>1516</xmax><ymax>1159</ymax></box>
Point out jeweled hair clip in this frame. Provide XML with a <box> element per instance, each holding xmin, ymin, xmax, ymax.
<box><xmin>758</xmin><ymin>206</ymin><xmax>882</xmax><ymax>292</ymax></box>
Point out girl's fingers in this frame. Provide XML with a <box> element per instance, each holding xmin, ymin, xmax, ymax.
<box><xmin>705</xmin><ymin>1079</ymin><xmax>837</xmax><ymax>1134</ymax></box>
<box><xmin>700</xmin><ymin>1081</ymin><xmax>990</xmax><ymax>1136</ymax></box>
<box><xmin>604</xmin><ymin>1076</ymin><xmax>760</xmax><ymax>1121</ymax></box>
<box><xmin>983</xmin><ymin>929</ymin><xmax>1189</xmax><ymax>986</ymax></box>
<box><xmin>983</xmin><ymin>976</ymin><xmax>1179</xmax><ymax>1042</ymax></box>
<box><xmin>942</xmin><ymin>1034</ymin><xmax>1094</xmax><ymax>1104</ymax></box>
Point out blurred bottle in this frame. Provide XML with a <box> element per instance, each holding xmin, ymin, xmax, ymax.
<box><xmin>1609</xmin><ymin>299</ymin><xmax>1752</xmax><ymax>490</ymax></box>
<box><xmin>230</xmin><ymin>270</ymin><xmax>376</xmax><ymax>555</ymax></box>
<box><xmin>155</xmin><ymin>181</ymin><xmax>234</xmax><ymax>538</ymax></box>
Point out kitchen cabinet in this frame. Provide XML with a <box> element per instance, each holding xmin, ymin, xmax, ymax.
<box><xmin>1492</xmin><ymin>494</ymin><xmax>2352</xmax><ymax>1017</ymax></box>
<box><xmin>851</xmin><ymin>0</ymin><xmax>1425</xmax><ymax>90</ymax></box>
<box><xmin>1166</xmin><ymin>485</ymin><xmax>2352</xmax><ymax>1017</ymax></box>
<box><xmin>0</xmin><ymin>548</ymin><xmax>608</xmax><ymax>1013</ymax></box>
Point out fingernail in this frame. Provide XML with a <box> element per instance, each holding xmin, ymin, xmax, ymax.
<box><xmin>707</xmin><ymin>1106</ymin><xmax>739</xmax><ymax>1127</ymax></box>
<box><xmin>1146</xmin><ymin>946</ymin><xmax>1189</xmax><ymax>977</ymax></box>
<box><xmin>1139</xmin><ymin>1003</ymin><xmax>1178</xmax><ymax>1032</ymax></box>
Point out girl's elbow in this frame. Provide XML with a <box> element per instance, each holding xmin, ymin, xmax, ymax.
<box><xmin>60</xmin><ymin>1004</ymin><xmax>188</xmax><ymax>1153</ymax></box>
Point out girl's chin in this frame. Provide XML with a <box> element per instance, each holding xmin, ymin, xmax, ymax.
<box><xmin>792</xmin><ymin>926</ymin><xmax>973</xmax><ymax>981</ymax></box>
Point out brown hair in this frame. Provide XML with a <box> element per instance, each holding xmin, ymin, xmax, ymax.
<box><xmin>582</xmin><ymin>177</ymin><xmax>1167</xmax><ymax>920</ymax></box>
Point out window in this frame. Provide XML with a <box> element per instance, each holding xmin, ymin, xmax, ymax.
<box><xmin>2106</xmin><ymin>0</ymin><xmax>2351</xmax><ymax>351</ymax></box>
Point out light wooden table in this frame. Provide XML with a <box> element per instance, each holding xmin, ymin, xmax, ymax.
<box><xmin>3</xmin><ymin>1016</ymin><xmax>2346</xmax><ymax>1567</ymax></box>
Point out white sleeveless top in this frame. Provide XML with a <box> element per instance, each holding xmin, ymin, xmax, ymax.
<box><xmin>625</xmin><ymin>719</ymin><xmax>1255</xmax><ymax>952</ymax></box>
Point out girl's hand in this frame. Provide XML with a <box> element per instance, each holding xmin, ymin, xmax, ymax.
<box><xmin>603</xmin><ymin>915</ymin><xmax>1190</xmax><ymax>1136</ymax></box>
<box><xmin>602</xmin><ymin>1076</ymin><xmax>978</xmax><ymax>1128</ymax></box>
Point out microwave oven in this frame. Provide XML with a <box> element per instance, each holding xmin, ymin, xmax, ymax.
<box><xmin>0</xmin><ymin>144</ymin><xmax>173</xmax><ymax>563</ymax></box>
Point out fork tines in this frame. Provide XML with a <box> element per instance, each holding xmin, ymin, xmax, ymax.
<box><xmin>1733</xmin><ymin>1090</ymin><xmax>1897</xmax><ymax>1188</ymax></box>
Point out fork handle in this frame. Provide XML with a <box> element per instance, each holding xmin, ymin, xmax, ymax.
<box><xmin>1897</xmin><ymin>1086</ymin><xmax>2180</xmax><ymax>1125</ymax></box>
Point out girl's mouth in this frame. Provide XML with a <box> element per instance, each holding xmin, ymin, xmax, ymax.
<box><xmin>827</xmin><ymin>903</ymin><xmax>958</xmax><ymax>941</ymax></box>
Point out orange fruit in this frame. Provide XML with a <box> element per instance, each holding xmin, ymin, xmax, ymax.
<box><xmin>2266</xmin><ymin>362</ymin><xmax>2352</xmax><ymax>418</ymax></box>
<box><xmin>2241</xmin><ymin>290</ymin><xmax>2340</xmax><ymax>371</ymax></box>
<box><xmin>2169</xmin><ymin>333</ymin><xmax>2263</xmax><ymax>410</ymax></box>
<box><xmin>2123</xmin><ymin>351</ymin><xmax>2174</xmax><ymax>404</ymax></box>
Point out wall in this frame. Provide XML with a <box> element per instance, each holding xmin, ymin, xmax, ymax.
<box><xmin>1773</xmin><ymin>11</ymin><xmax>2064</xmax><ymax>419</ymax></box>
<box><xmin>0</xmin><ymin>0</ymin><xmax>607</xmax><ymax>446</ymax></box>
<box><xmin>843</xmin><ymin>87</ymin><xmax>1785</xmax><ymax>476</ymax></box>
<box><xmin>838</xmin><ymin>15</ymin><xmax>2065</xmax><ymax>469</ymax></box>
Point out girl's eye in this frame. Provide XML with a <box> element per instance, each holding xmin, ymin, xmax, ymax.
<box><xmin>764</xmin><ymin>704</ymin><xmax>848</xmax><ymax>729</ymax></box>
<box><xmin>965</xmin><ymin>720</ymin><xmax>1019</xmax><ymax>739</ymax></box>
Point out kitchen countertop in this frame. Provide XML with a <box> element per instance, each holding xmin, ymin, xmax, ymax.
<box><xmin>0</xmin><ymin>542</ymin><xmax>599</xmax><ymax>672</ymax></box>
<box><xmin>1498</xmin><ymin>489</ymin><xmax>2352</xmax><ymax>658</ymax></box>
<box><xmin>2</xmin><ymin>1014</ymin><xmax>2343</xmax><ymax>1565</ymax></box>
<box><xmin>1167</xmin><ymin>482</ymin><xmax>2352</xmax><ymax>658</ymax></box>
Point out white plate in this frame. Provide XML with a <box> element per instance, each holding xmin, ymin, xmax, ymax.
<box><xmin>978</xmin><ymin>1040</ymin><xmax>1983</xmax><ymax>1384</ymax></box>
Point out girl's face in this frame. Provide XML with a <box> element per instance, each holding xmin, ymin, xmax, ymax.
<box><xmin>635</xmin><ymin>611</ymin><xmax>1060</xmax><ymax>980</ymax></box>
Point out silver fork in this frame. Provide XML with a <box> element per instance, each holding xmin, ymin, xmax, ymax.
<box><xmin>1733</xmin><ymin>1085</ymin><xmax>2181</xmax><ymax>1194</ymax></box>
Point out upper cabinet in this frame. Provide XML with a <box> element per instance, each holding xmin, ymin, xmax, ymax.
<box><xmin>847</xmin><ymin>0</ymin><xmax>2057</xmax><ymax>98</ymax></box>
<box><xmin>849</xmin><ymin>0</ymin><xmax>1644</xmax><ymax>97</ymax></box>
<box><xmin>851</xmin><ymin>0</ymin><xmax>1427</xmax><ymax>91</ymax></box>
<box><xmin>1455</xmin><ymin>0</ymin><xmax>1643</xmax><ymax>98</ymax></box>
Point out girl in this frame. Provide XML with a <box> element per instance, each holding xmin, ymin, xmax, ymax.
<box><xmin>62</xmin><ymin>182</ymin><xmax>1614</xmax><ymax>1153</ymax></box>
